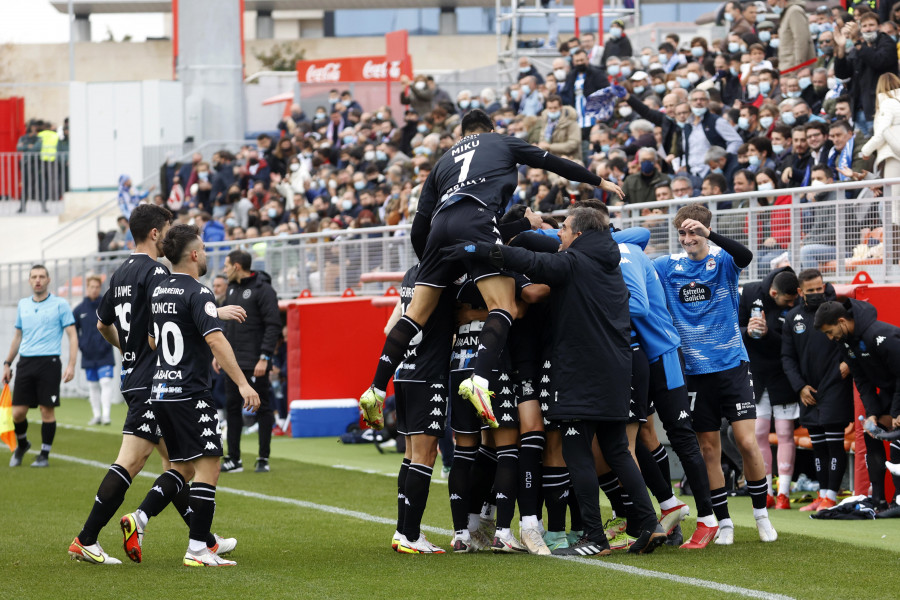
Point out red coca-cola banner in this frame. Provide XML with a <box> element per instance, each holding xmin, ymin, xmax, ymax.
<box><xmin>297</xmin><ymin>55</ymin><xmax>414</xmax><ymax>84</ymax></box>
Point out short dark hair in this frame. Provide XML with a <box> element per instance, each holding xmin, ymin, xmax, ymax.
<box><xmin>545</xmin><ymin>94</ymin><xmax>563</xmax><ymax>106</ymax></box>
<box><xmin>829</xmin><ymin>119</ymin><xmax>853</xmax><ymax>134</ymax></box>
<box><xmin>814</xmin><ymin>300</ymin><xmax>849</xmax><ymax>330</ymax></box>
<box><xmin>227</xmin><ymin>249</ymin><xmax>252</xmax><ymax>271</ymax></box>
<box><xmin>130</xmin><ymin>204</ymin><xmax>173</xmax><ymax>244</ymax></box>
<box><xmin>772</xmin><ymin>270</ymin><xmax>799</xmax><ymax>295</ymax></box>
<box><xmin>658</xmin><ymin>42</ymin><xmax>675</xmax><ymax>54</ymax></box>
<box><xmin>30</xmin><ymin>264</ymin><xmax>48</xmax><ymax>277</ymax></box>
<box><xmin>811</xmin><ymin>162</ymin><xmax>832</xmax><ymax>178</ymax></box>
<box><xmin>162</xmin><ymin>224</ymin><xmax>201</xmax><ymax>265</ymax></box>
<box><xmin>568</xmin><ymin>206</ymin><xmax>608</xmax><ymax>232</ymax></box>
<box><xmin>703</xmin><ymin>172</ymin><xmax>728</xmax><ymax>194</ymax></box>
<box><xmin>460</xmin><ymin>109</ymin><xmax>494</xmax><ymax>135</ymax></box>
<box><xmin>748</xmin><ymin>136</ymin><xmax>773</xmax><ymax>156</ymax></box>
<box><xmin>798</xmin><ymin>268</ymin><xmax>823</xmax><ymax>284</ymax></box>
<box><xmin>674</xmin><ymin>203</ymin><xmax>712</xmax><ymax>229</ymax></box>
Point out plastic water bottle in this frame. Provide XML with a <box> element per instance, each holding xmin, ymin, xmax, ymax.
<box><xmin>860</xmin><ymin>414</ymin><xmax>881</xmax><ymax>436</ymax></box>
<box><xmin>749</xmin><ymin>307</ymin><xmax>763</xmax><ymax>339</ymax></box>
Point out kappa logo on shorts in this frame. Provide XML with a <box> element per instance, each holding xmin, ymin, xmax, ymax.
<box><xmin>195</xmin><ymin>400</ymin><xmax>209</xmax><ymax>409</ymax></box>
<box><xmin>501</xmin><ymin>414</ymin><xmax>513</xmax><ymax>422</ymax></box>
<box><xmin>198</xmin><ymin>414</ymin><xmax>213</xmax><ymax>423</ymax></box>
<box><xmin>431</xmin><ymin>383</ymin><xmax>444</xmax><ymax>389</ymax></box>
<box><xmin>204</xmin><ymin>442</ymin><xmax>218</xmax><ymax>450</ymax></box>
<box><xmin>380</xmin><ymin>355</ymin><xmax>392</xmax><ymax>363</ymax></box>
<box><xmin>201</xmin><ymin>428</ymin><xmax>215</xmax><ymax>437</ymax></box>
<box><xmin>430</xmin><ymin>394</ymin><xmax>443</xmax><ymax>403</ymax></box>
<box><xmin>629</xmin><ymin>410</ymin><xmax>635</xmax><ymax>418</ymax></box>
<box><xmin>540</xmin><ymin>390</ymin><xmax>550</xmax><ymax>398</ymax></box>
<box><xmin>560</xmin><ymin>489</ymin><xmax>569</xmax><ymax>499</ymax></box>
<box><xmin>430</xmin><ymin>407</ymin><xmax>443</xmax><ymax>416</ymax></box>
<box><xmin>138</xmin><ymin>424</ymin><xmax>152</xmax><ymax>433</ymax></box>
<box><xmin>450</xmin><ymin>494</ymin><xmax>462</xmax><ymax>501</ymax></box>
<box><xmin>500</xmin><ymin>387</ymin><xmax>512</xmax><ymax>395</ymax></box>
<box><xmin>142</xmin><ymin>410</ymin><xmax>154</xmax><ymax>420</ymax></box>
<box><xmin>541</xmin><ymin>403</ymin><xmax>549</xmax><ymax>412</ymax></box>
<box><xmin>543</xmin><ymin>361</ymin><xmax>551</xmax><ymax>369</ymax></box>
<box><xmin>496</xmin><ymin>493</ymin><xmax>509</xmax><ymax>500</ymax></box>
<box><xmin>564</xmin><ymin>427</ymin><xmax>579</xmax><ymax>436</ymax></box>
<box><xmin>51</xmin><ymin>395</ymin><xmax>57</xmax><ymax>402</ymax></box>
<box><xmin>541</xmin><ymin>375</ymin><xmax>550</xmax><ymax>383</ymax></box>
<box><xmin>498</xmin><ymin>373</ymin><xmax>509</xmax><ymax>381</ymax></box>
<box><xmin>428</xmin><ymin>422</ymin><xmax>441</xmax><ymax>430</ymax></box>
<box><xmin>678</xmin><ymin>410</ymin><xmax>690</xmax><ymax>420</ymax></box>
<box><xmin>500</xmin><ymin>400</ymin><xmax>513</xmax><ymax>408</ymax></box>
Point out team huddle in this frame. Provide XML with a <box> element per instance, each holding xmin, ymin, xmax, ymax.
<box><xmin>360</xmin><ymin>109</ymin><xmax>899</xmax><ymax>556</ymax></box>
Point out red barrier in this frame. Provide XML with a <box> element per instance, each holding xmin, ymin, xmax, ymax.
<box><xmin>283</xmin><ymin>293</ymin><xmax>394</xmax><ymax>404</ymax></box>
<box><xmin>0</xmin><ymin>97</ymin><xmax>25</xmax><ymax>197</ymax></box>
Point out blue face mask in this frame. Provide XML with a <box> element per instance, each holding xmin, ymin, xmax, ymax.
<box><xmin>376</xmin><ymin>112</ymin><xmax>384</xmax><ymax>120</ymax></box>
<box><xmin>343</xmin><ymin>135</ymin><xmax>356</xmax><ymax>145</ymax></box>
<box><xmin>600</xmin><ymin>144</ymin><xmax>611</xmax><ymax>153</ymax></box>
<box><xmin>470</xmin><ymin>99</ymin><xmax>481</xmax><ymax>109</ymax></box>
<box><xmin>354</xmin><ymin>181</ymin><xmax>365</xmax><ymax>190</ymax></box>
<box><xmin>738</xmin><ymin>116</ymin><xmax>750</xmax><ymax>130</ymax></box>
<box><xmin>633</xmin><ymin>86</ymin><xmax>645</xmax><ymax>95</ymax></box>
<box><xmin>748</xmin><ymin>155</ymin><xmax>760</xmax><ymax>166</ymax></box>
<box><xmin>772</xmin><ymin>143</ymin><xmax>784</xmax><ymax>154</ymax></box>
<box><xmin>691</xmin><ymin>46</ymin><xmax>705</xmax><ymax>58</ymax></box>
<box><xmin>315</xmin><ymin>112</ymin><xmax>326</xmax><ymax>119</ymax></box>
<box><xmin>728</xmin><ymin>42</ymin><xmax>741</xmax><ymax>53</ymax></box>
<box><xmin>375</xmin><ymin>150</ymin><xmax>387</xmax><ymax>161</ymax></box>
<box><xmin>268</xmin><ymin>208</ymin><xmax>278</xmax><ymax>218</ymax></box>
<box><xmin>759</xmin><ymin>31</ymin><xmax>771</xmax><ymax>43</ymax></box>
<box><xmin>730</xmin><ymin>67</ymin><xmax>740</xmax><ymax>77</ymax></box>
<box><xmin>760</xmin><ymin>116</ymin><xmax>774</xmax><ymax>129</ymax></box>
<box><xmin>799</xmin><ymin>76</ymin><xmax>812</xmax><ymax>89</ymax></box>
<box><xmin>711</xmin><ymin>167</ymin><xmax>724</xmax><ymax>175</ymax></box>
<box><xmin>653</xmin><ymin>84</ymin><xmax>667</xmax><ymax>95</ymax></box>
<box><xmin>609</xmin><ymin>26</ymin><xmax>623</xmax><ymax>39</ymax></box>
<box><xmin>759</xmin><ymin>81</ymin><xmax>772</xmax><ymax>95</ymax></box>
<box><xmin>547</xmin><ymin>110</ymin><xmax>561</xmax><ymax>120</ymax></box>
<box><xmin>770</xmin><ymin>38</ymin><xmax>780</xmax><ymax>49</ymax></box>
<box><xmin>781</xmin><ymin>112</ymin><xmax>796</xmax><ymax>126</ymax></box>
<box><xmin>458</xmin><ymin>100</ymin><xmax>470</xmax><ymax>110</ymax></box>
<box><xmin>417</xmin><ymin>124</ymin><xmax>429</xmax><ymax>134</ymax></box>
<box><xmin>521</xmin><ymin>85</ymin><xmax>531</xmax><ymax>96</ymax></box>
<box><xmin>678</xmin><ymin>77</ymin><xmax>691</xmax><ymax>89</ymax></box>
<box><xmin>621</xmin><ymin>67</ymin><xmax>632</xmax><ymax>78</ymax></box>
<box><xmin>608</xmin><ymin>65</ymin><xmax>621</xmax><ymax>76</ymax></box>
<box><xmin>640</xmin><ymin>160</ymin><xmax>655</xmax><ymax>175</ymax></box>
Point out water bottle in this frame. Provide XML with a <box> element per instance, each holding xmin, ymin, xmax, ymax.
<box><xmin>860</xmin><ymin>414</ymin><xmax>881</xmax><ymax>436</ymax></box>
<box><xmin>749</xmin><ymin>307</ymin><xmax>763</xmax><ymax>339</ymax></box>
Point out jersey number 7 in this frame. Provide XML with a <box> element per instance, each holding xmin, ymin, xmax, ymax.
<box><xmin>454</xmin><ymin>149</ymin><xmax>476</xmax><ymax>183</ymax></box>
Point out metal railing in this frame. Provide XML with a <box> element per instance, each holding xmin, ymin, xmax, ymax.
<box><xmin>0</xmin><ymin>152</ymin><xmax>69</xmax><ymax>215</ymax></box>
<box><xmin>3</xmin><ymin>177</ymin><xmax>900</xmax><ymax>308</ymax></box>
<box><xmin>39</xmin><ymin>140</ymin><xmax>251</xmax><ymax>258</ymax></box>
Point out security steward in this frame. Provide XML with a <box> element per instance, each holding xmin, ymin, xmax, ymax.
<box><xmin>217</xmin><ymin>249</ymin><xmax>281</xmax><ymax>473</ymax></box>
<box><xmin>442</xmin><ymin>206</ymin><xmax>667</xmax><ymax>556</ymax></box>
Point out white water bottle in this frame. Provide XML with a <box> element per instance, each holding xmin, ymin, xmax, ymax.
<box><xmin>749</xmin><ymin>307</ymin><xmax>763</xmax><ymax>339</ymax></box>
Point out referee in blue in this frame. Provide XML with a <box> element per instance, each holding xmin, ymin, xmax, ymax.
<box><xmin>4</xmin><ymin>265</ymin><xmax>77</xmax><ymax>468</ymax></box>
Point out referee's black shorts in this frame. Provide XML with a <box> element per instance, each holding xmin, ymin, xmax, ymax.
<box><xmin>415</xmin><ymin>200</ymin><xmax>506</xmax><ymax>288</ymax></box>
<box><xmin>12</xmin><ymin>356</ymin><xmax>62</xmax><ymax>408</ymax></box>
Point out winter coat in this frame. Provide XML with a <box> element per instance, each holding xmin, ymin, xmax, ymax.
<box><xmin>835</xmin><ymin>31</ymin><xmax>900</xmax><ymax>121</ymax></box>
<box><xmin>778</xmin><ymin>0</ymin><xmax>816</xmax><ymax>72</ymax></box>
<box><xmin>561</xmin><ymin>65</ymin><xmax>609</xmax><ymax>108</ymax></box>
<box><xmin>496</xmin><ymin>228</ymin><xmax>632</xmax><ymax>421</ymax></box>
<box><xmin>738</xmin><ymin>267</ymin><xmax>799</xmax><ymax>405</ymax></box>
<box><xmin>526</xmin><ymin>105</ymin><xmax>582</xmax><ymax>157</ymax></box>
<box><xmin>781</xmin><ymin>284</ymin><xmax>854</xmax><ymax>427</ymax></box>
<box><xmin>835</xmin><ymin>299</ymin><xmax>900</xmax><ymax>418</ymax></box>
<box><xmin>222</xmin><ymin>271</ymin><xmax>282</xmax><ymax>371</ymax></box>
<box><xmin>860</xmin><ymin>89</ymin><xmax>900</xmax><ymax>167</ymax></box>
<box><xmin>73</xmin><ymin>296</ymin><xmax>115</xmax><ymax>369</ymax></box>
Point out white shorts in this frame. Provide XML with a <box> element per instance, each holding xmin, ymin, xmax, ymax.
<box><xmin>755</xmin><ymin>389</ymin><xmax>800</xmax><ymax>421</ymax></box>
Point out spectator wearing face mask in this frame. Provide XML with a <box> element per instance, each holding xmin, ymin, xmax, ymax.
<box><xmin>526</xmin><ymin>95</ymin><xmax>581</xmax><ymax>158</ymax></box>
<box><xmin>400</xmin><ymin>75</ymin><xmax>435</xmax><ymax>116</ymax></box>
<box><xmin>802</xmin><ymin>68</ymin><xmax>830</xmax><ymax>113</ymax></box>
<box><xmin>724</xmin><ymin>1</ymin><xmax>755</xmax><ymax>36</ymax></box>
<box><xmin>622</xmin><ymin>147</ymin><xmax>670</xmax><ymax>204</ymax></box>
<box><xmin>747</xmin><ymin>136</ymin><xmax>777</xmax><ymax>172</ymax></box>
<box><xmin>814</xmin><ymin>30</ymin><xmax>836</xmax><ymax>71</ymax></box>
<box><xmin>756</xmin><ymin>21</ymin><xmax>779</xmax><ymax>60</ymax></box>
<box><xmin>517</xmin><ymin>56</ymin><xmax>545</xmax><ymax>85</ymax></box>
<box><xmin>601</xmin><ymin>19</ymin><xmax>633</xmax><ymax>65</ymax></box>
<box><xmin>517</xmin><ymin>75</ymin><xmax>545</xmax><ymax>116</ymax></box>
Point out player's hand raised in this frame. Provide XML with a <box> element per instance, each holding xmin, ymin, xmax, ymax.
<box><xmin>524</xmin><ymin>207</ymin><xmax>543</xmax><ymax>230</ymax></box>
<box><xmin>217</xmin><ymin>305</ymin><xmax>247</xmax><ymax>323</ymax></box>
<box><xmin>680</xmin><ymin>218</ymin><xmax>710</xmax><ymax>238</ymax></box>
<box><xmin>599</xmin><ymin>179</ymin><xmax>625</xmax><ymax>202</ymax></box>
<box><xmin>239</xmin><ymin>383</ymin><xmax>260</xmax><ymax>412</ymax></box>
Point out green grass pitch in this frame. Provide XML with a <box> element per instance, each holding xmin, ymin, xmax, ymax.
<box><xmin>1</xmin><ymin>399</ymin><xmax>897</xmax><ymax>600</ymax></box>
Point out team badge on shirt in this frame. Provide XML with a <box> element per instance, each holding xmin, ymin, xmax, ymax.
<box><xmin>204</xmin><ymin>302</ymin><xmax>218</xmax><ymax>317</ymax></box>
<box><xmin>706</xmin><ymin>256</ymin><xmax>716</xmax><ymax>271</ymax></box>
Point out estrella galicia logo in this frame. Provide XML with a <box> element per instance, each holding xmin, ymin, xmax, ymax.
<box><xmin>793</xmin><ymin>321</ymin><xmax>806</xmax><ymax>334</ymax></box>
<box><xmin>679</xmin><ymin>281</ymin><xmax>711</xmax><ymax>303</ymax></box>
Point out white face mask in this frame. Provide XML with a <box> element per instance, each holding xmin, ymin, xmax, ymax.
<box><xmin>619</xmin><ymin>106</ymin><xmax>633</xmax><ymax>118</ymax></box>
<box><xmin>554</xmin><ymin>68</ymin><xmax>567</xmax><ymax>80</ymax></box>
<box><xmin>757</xmin><ymin>181</ymin><xmax>774</xmax><ymax>192</ymax></box>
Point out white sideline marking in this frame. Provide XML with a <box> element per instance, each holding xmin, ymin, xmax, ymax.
<box><xmin>50</xmin><ymin>451</ymin><xmax>794</xmax><ymax>599</ymax></box>
<box><xmin>332</xmin><ymin>463</ymin><xmax>447</xmax><ymax>485</ymax></box>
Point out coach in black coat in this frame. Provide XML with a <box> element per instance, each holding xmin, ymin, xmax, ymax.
<box><xmin>445</xmin><ymin>207</ymin><xmax>664</xmax><ymax>552</ymax></box>
<box><xmin>781</xmin><ymin>283</ymin><xmax>853</xmax><ymax>427</ymax></box>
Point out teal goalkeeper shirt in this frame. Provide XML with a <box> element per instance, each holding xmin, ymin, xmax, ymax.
<box><xmin>15</xmin><ymin>293</ymin><xmax>75</xmax><ymax>357</ymax></box>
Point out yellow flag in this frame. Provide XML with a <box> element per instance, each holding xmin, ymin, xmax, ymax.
<box><xmin>0</xmin><ymin>383</ymin><xmax>16</xmax><ymax>452</ymax></box>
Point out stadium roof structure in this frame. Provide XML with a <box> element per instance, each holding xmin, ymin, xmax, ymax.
<box><xmin>50</xmin><ymin>0</ymin><xmax>499</xmax><ymax>13</ymax></box>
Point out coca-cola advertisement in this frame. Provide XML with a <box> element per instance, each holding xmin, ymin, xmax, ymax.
<box><xmin>296</xmin><ymin>55</ymin><xmax>413</xmax><ymax>84</ymax></box>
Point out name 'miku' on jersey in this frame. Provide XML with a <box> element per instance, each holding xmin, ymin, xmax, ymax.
<box><xmin>451</xmin><ymin>139</ymin><xmax>479</xmax><ymax>156</ymax></box>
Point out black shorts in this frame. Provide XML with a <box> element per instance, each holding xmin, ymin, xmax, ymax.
<box><xmin>628</xmin><ymin>345</ymin><xmax>650</xmax><ymax>424</ymax></box>
<box><xmin>151</xmin><ymin>396</ymin><xmax>223</xmax><ymax>462</ymax></box>
<box><xmin>122</xmin><ymin>390</ymin><xmax>162</xmax><ymax>444</ymax></box>
<box><xmin>686</xmin><ymin>362</ymin><xmax>756</xmax><ymax>433</ymax></box>
<box><xmin>537</xmin><ymin>358</ymin><xmax>558</xmax><ymax>431</ymax></box>
<box><xmin>415</xmin><ymin>201</ymin><xmax>505</xmax><ymax>288</ymax></box>
<box><xmin>751</xmin><ymin>368</ymin><xmax>797</xmax><ymax>406</ymax></box>
<box><xmin>493</xmin><ymin>372</ymin><xmax>519</xmax><ymax>429</ymax></box>
<box><xmin>395</xmin><ymin>380</ymin><xmax>448</xmax><ymax>437</ymax></box>
<box><xmin>12</xmin><ymin>356</ymin><xmax>61</xmax><ymax>408</ymax></box>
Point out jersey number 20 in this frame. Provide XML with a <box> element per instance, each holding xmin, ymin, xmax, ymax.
<box><xmin>153</xmin><ymin>321</ymin><xmax>184</xmax><ymax>366</ymax></box>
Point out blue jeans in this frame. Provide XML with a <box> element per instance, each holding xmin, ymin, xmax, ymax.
<box><xmin>855</xmin><ymin>109</ymin><xmax>873</xmax><ymax>138</ymax></box>
<box><xmin>800</xmin><ymin>244</ymin><xmax>836</xmax><ymax>270</ymax></box>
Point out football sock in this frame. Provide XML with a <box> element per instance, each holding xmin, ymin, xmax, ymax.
<box><xmin>402</xmin><ymin>463</ymin><xmax>433</xmax><ymax>541</ymax></box>
<box><xmin>40</xmin><ymin>421</ymin><xmax>55</xmax><ymax>457</ymax></box>
<box><xmin>449</xmin><ymin>445</ymin><xmax>477</xmax><ymax>531</ymax></box>
<box><xmin>397</xmin><ymin>458</ymin><xmax>411</xmax><ymax>533</ymax></box>
<box><xmin>807</xmin><ymin>426</ymin><xmax>828</xmax><ymax>490</ymax></box>
<box><xmin>493</xmin><ymin>445</ymin><xmax>518</xmax><ymax>529</ymax></box>
<box><xmin>87</xmin><ymin>381</ymin><xmax>102</xmax><ymax>420</ymax></box>
<box><xmin>77</xmin><ymin>463</ymin><xmax>132</xmax><ymax>546</ymax></box>
<box><xmin>138</xmin><ymin>469</ymin><xmax>187</xmax><ymax>520</ymax></box>
<box><xmin>765</xmin><ymin>474</ymin><xmax>774</xmax><ymax>496</ymax></box>
<box><xmin>14</xmin><ymin>419</ymin><xmax>27</xmax><ymax>444</ymax></box>
<box><xmin>597</xmin><ymin>472</ymin><xmax>627</xmax><ymax>517</ymax></box>
<box><xmin>747</xmin><ymin>477</ymin><xmax>769</xmax><ymax>510</ymax></box>
<box><xmin>468</xmin><ymin>446</ymin><xmax>497</xmax><ymax>515</ymax></box>
<box><xmin>170</xmin><ymin>477</ymin><xmax>217</xmax><ymax>546</ymax></box>
<box><xmin>651</xmin><ymin>443</ymin><xmax>672</xmax><ymax>486</ymax></box>
<box><xmin>864</xmin><ymin>434</ymin><xmax>887</xmax><ymax>503</ymax></box>
<box><xmin>710</xmin><ymin>486</ymin><xmax>731</xmax><ymax>521</ymax></box>
<box><xmin>188</xmin><ymin>483</ymin><xmax>217</xmax><ymax>551</ymax></box>
<box><xmin>472</xmin><ymin>309</ymin><xmax>512</xmax><ymax>381</ymax></box>
<box><xmin>824</xmin><ymin>425</ymin><xmax>847</xmax><ymax>495</ymax></box>
<box><xmin>636</xmin><ymin>441</ymin><xmax>673</xmax><ymax>503</ymax></box>
<box><xmin>542</xmin><ymin>466</ymin><xmax>570</xmax><ymax>532</ymax></box>
<box><xmin>517</xmin><ymin>431</ymin><xmax>545</xmax><ymax>519</ymax></box>
<box><xmin>372</xmin><ymin>316</ymin><xmax>421</xmax><ymax>391</ymax></box>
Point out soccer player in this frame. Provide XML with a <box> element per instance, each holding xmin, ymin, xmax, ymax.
<box><xmin>4</xmin><ymin>265</ymin><xmax>77</xmax><ymax>468</ymax></box>
<box><xmin>653</xmin><ymin>204</ymin><xmax>777</xmax><ymax>545</ymax></box>
<box><xmin>738</xmin><ymin>268</ymin><xmax>800</xmax><ymax>508</ymax></box>
<box><xmin>141</xmin><ymin>224</ymin><xmax>260</xmax><ymax>566</ymax></box>
<box><xmin>388</xmin><ymin>264</ymin><xmax>455</xmax><ymax>554</ymax></box>
<box><xmin>358</xmin><ymin>109</ymin><xmax>623</xmax><ymax>433</ymax></box>
<box><xmin>68</xmin><ymin>205</ymin><xmax>243</xmax><ymax>565</ymax></box>
<box><xmin>781</xmin><ymin>269</ymin><xmax>853</xmax><ymax>512</ymax></box>
<box><xmin>815</xmin><ymin>299</ymin><xmax>900</xmax><ymax>512</ymax></box>
<box><xmin>74</xmin><ymin>274</ymin><xmax>116</xmax><ymax>426</ymax></box>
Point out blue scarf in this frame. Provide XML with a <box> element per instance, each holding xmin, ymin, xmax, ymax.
<box><xmin>838</xmin><ymin>134</ymin><xmax>854</xmax><ymax>181</ymax></box>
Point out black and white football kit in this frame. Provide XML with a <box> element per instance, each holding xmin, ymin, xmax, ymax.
<box><xmin>147</xmin><ymin>274</ymin><xmax>224</xmax><ymax>462</ymax></box>
<box><xmin>394</xmin><ymin>266</ymin><xmax>454</xmax><ymax>437</ymax></box>
<box><xmin>97</xmin><ymin>253</ymin><xmax>172</xmax><ymax>443</ymax></box>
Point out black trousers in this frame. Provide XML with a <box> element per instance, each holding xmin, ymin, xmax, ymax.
<box><xmin>561</xmin><ymin>420</ymin><xmax>657</xmax><ymax>544</ymax></box>
<box><xmin>225</xmin><ymin>369</ymin><xmax>274</xmax><ymax>461</ymax></box>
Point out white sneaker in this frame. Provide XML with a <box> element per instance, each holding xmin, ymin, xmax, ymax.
<box><xmin>451</xmin><ymin>531</ymin><xmax>479</xmax><ymax>553</ymax></box>
<box><xmin>392</xmin><ymin>530</ymin><xmax>402</xmax><ymax>552</ymax></box>
<box><xmin>210</xmin><ymin>533</ymin><xmax>237</xmax><ymax>555</ymax></box>
<box><xmin>87</xmin><ymin>416</ymin><xmax>101</xmax><ymax>426</ymax></box>
<box><xmin>755</xmin><ymin>515</ymin><xmax>778</xmax><ymax>542</ymax></box>
<box><xmin>397</xmin><ymin>533</ymin><xmax>445</xmax><ymax>554</ymax></box>
<box><xmin>68</xmin><ymin>537</ymin><xmax>122</xmax><ymax>565</ymax></box>
<box><xmin>714</xmin><ymin>524</ymin><xmax>734</xmax><ymax>545</ymax></box>
<box><xmin>520</xmin><ymin>526</ymin><xmax>551</xmax><ymax>555</ymax></box>
<box><xmin>491</xmin><ymin>530</ymin><xmax>528</xmax><ymax>553</ymax></box>
<box><xmin>183</xmin><ymin>548</ymin><xmax>236</xmax><ymax>567</ymax></box>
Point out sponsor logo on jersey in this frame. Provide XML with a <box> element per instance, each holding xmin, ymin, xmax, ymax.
<box><xmin>152</xmin><ymin>287</ymin><xmax>184</xmax><ymax>297</ymax></box>
<box><xmin>243</xmin><ymin>289</ymin><xmax>252</xmax><ymax>299</ymax></box>
<box><xmin>427</xmin><ymin>422</ymin><xmax>441</xmax><ymax>430</ymax></box>
<box><xmin>674</xmin><ymin>264</ymin><xmax>684</xmax><ymax>271</ymax></box>
<box><xmin>564</xmin><ymin>427</ymin><xmax>579</xmax><ymax>436</ymax></box>
<box><xmin>200</xmin><ymin>287</ymin><xmax>211</xmax><ymax>295</ymax></box>
<box><xmin>679</xmin><ymin>282</ymin><xmax>711</xmax><ymax>303</ymax></box>
<box><xmin>205</xmin><ymin>301</ymin><xmax>218</xmax><ymax>317</ymax></box>
<box><xmin>620</xmin><ymin>256</ymin><xmax>631</xmax><ymax>264</ymax></box>
<box><xmin>380</xmin><ymin>354</ymin><xmax>392</xmax><ymax>363</ymax></box>
<box><xmin>154</xmin><ymin>370</ymin><xmax>183</xmax><ymax>381</ymax></box>
<box><xmin>204</xmin><ymin>442</ymin><xmax>218</xmax><ymax>450</ymax></box>
<box><xmin>794</xmin><ymin>313</ymin><xmax>804</xmax><ymax>321</ymax></box>
<box><xmin>877</xmin><ymin>336</ymin><xmax>886</xmax><ymax>346</ymax></box>
<box><xmin>734</xmin><ymin>401</ymin><xmax>753</xmax><ymax>417</ymax></box>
